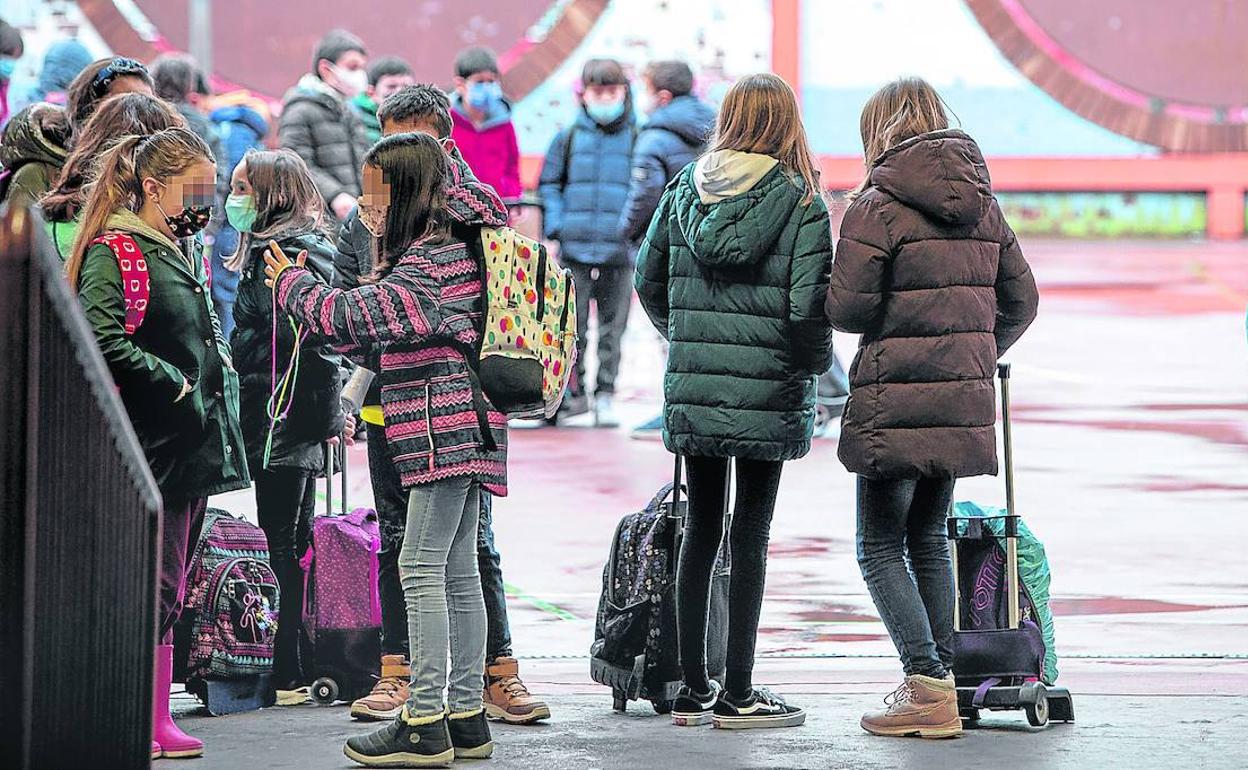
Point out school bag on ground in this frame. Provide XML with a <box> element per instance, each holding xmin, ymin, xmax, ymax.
<box><xmin>173</xmin><ymin>507</ymin><xmax>279</xmax><ymax>715</ymax></box>
<box><xmin>302</xmin><ymin>443</ymin><xmax>383</xmax><ymax>705</ymax></box>
<box><xmin>947</xmin><ymin>363</ymin><xmax>1074</xmax><ymax>728</ymax></box>
<box><xmin>590</xmin><ymin>456</ymin><xmax>730</xmax><ymax>714</ymax></box>
<box><xmin>473</xmin><ymin>226</ymin><xmax>577</xmax><ymax>419</ymax></box>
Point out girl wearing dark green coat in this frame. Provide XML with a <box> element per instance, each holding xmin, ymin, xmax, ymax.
<box><xmin>68</xmin><ymin>127</ymin><xmax>248</xmax><ymax>761</ymax></box>
<box><xmin>634</xmin><ymin>73</ymin><xmax>833</xmax><ymax>729</ymax></box>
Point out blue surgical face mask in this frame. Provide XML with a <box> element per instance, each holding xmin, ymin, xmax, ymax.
<box><xmin>0</xmin><ymin>59</ymin><xmax>16</xmax><ymax>82</ymax></box>
<box><xmin>585</xmin><ymin>98</ymin><xmax>627</xmax><ymax>126</ymax></box>
<box><xmin>466</xmin><ymin>80</ymin><xmax>503</xmax><ymax>114</ymax></box>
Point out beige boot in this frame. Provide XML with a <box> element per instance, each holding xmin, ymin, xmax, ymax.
<box><xmin>483</xmin><ymin>657</ymin><xmax>551</xmax><ymax>724</ymax></box>
<box><xmin>861</xmin><ymin>674</ymin><xmax>962</xmax><ymax>739</ymax></box>
<box><xmin>349</xmin><ymin>655</ymin><xmax>410</xmax><ymax>721</ymax></box>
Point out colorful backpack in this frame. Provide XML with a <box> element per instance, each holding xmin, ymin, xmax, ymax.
<box><xmin>179</xmin><ymin>508</ymin><xmax>279</xmax><ymax>681</ymax></box>
<box><xmin>91</xmin><ymin>232</ymin><xmax>213</xmax><ymax>335</ymax></box>
<box><xmin>476</xmin><ymin>226</ymin><xmax>577</xmax><ymax>419</ymax></box>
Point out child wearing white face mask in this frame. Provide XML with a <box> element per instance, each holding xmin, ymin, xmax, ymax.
<box><xmin>449</xmin><ymin>46</ymin><xmax>522</xmax><ymax>200</ymax></box>
<box><xmin>278</xmin><ymin>28</ymin><xmax>373</xmax><ymax>222</ymax></box>
<box><xmin>537</xmin><ymin>58</ymin><xmax>638</xmax><ymax>428</ymax></box>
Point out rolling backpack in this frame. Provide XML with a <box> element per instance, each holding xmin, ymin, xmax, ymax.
<box><xmin>590</xmin><ymin>456</ymin><xmax>730</xmax><ymax>714</ymax></box>
<box><xmin>301</xmin><ymin>443</ymin><xmax>383</xmax><ymax>705</ymax></box>
<box><xmin>174</xmin><ymin>508</ymin><xmax>279</xmax><ymax>715</ymax></box>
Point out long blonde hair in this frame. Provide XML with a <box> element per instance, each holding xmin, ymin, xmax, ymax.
<box><xmin>851</xmin><ymin>77</ymin><xmax>955</xmax><ymax>198</ymax></box>
<box><xmin>225</xmin><ymin>149</ymin><xmax>330</xmax><ymax>272</ymax></box>
<box><xmin>711</xmin><ymin>73</ymin><xmax>821</xmax><ymax>204</ymax></box>
<box><xmin>66</xmin><ymin>127</ymin><xmax>213</xmax><ymax>289</ymax></box>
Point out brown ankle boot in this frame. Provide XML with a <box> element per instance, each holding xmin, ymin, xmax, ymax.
<box><xmin>349</xmin><ymin>655</ymin><xmax>410</xmax><ymax>721</ymax></box>
<box><xmin>861</xmin><ymin>674</ymin><xmax>962</xmax><ymax>739</ymax></box>
<box><xmin>483</xmin><ymin>657</ymin><xmax>551</xmax><ymax>724</ymax></box>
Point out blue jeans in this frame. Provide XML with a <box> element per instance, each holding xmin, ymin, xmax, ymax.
<box><xmin>856</xmin><ymin>476</ymin><xmax>957</xmax><ymax>679</ymax></box>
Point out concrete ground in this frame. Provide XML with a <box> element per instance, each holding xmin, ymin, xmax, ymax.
<box><xmin>190</xmin><ymin>239</ymin><xmax>1248</xmax><ymax>769</ymax></box>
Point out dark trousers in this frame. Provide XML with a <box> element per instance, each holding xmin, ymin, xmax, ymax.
<box><xmin>368</xmin><ymin>422</ymin><xmax>512</xmax><ymax>661</ymax></box>
<box><xmin>566</xmin><ymin>261</ymin><xmax>632</xmax><ymax>397</ymax></box>
<box><xmin>677</xmin><ymin>456</ymin><xmax>784</xmax><ymax>697</ymax></box>
<box><xmin>159</xmin><ymin>497</ymin><xmax>208</xmax><ymax>645</ymax></box>
<box><xmin>856</xmin><ymin>475</ymin><xmax>957</xmax><ymax>679</ymax></box>
<box><xmin>254</xmin><ymin>465</ymin><xmax>318</xmax><ymax>688</ymax></box>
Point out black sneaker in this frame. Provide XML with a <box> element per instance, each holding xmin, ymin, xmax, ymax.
<box><xmin>448</xmin><ymin>707</ymin><xmax>494</xmax><ymax>759</ymax></box>
<box><xmin>671</xmin><ymin>679</ymin><xmax>722</xmax><ymax>726</ymax></box>
<box><xmin>712</xmin><ymin>687</ymin><xmax>806</xmax><ymax>730</ymax></box>
<box><xmin>343</xmin><ymin>710</ymin><xmax>454</xmax><ymax>767</ymax></box>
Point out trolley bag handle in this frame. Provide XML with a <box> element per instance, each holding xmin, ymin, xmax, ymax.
<box><xmin>668</xmin><ymin>454</ymin><xmax>734</xmax><ymax>568</ymax></box>
<box><xmin>998</xmin><ymin>363</ymin><xmax>1021</xmax><ymax>630</ymax></box>
<box><xmin>324</xmin><ymin>441</ymin><xmax>349</xmax><ymax>516</ymax></box>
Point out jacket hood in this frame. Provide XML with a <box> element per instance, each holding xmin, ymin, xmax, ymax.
<box><xmin>870</xmin><ymin>129</ymin><xmax>992</xmax><ymax>226</ymax></box>
<box><xmin>210</xmin><ymin>103</ymin><xmax>270</xmax><ymax>137</ymax></box>
<box><xmin>282</xmin><ymin>73</ymin><xmax>347</xmax><ymax>113</ymax></box>
<box><xmin>694</xmin><ymin>149</ymin><xmax>778</xmax><ymax>204</ymax></box>
<box><xmin>673</xmin><ymin>163</ymin><xmax>799</xmax><ymax>268</ymax></box>
<box><xmin>39</xmin><ymin>39</ymin><xmax>93</xmax><ymax>96</ymax></box>
<box><xmin>450</xmin><ymin>92</ymin><xmax>514</xmax><ymax>131</ymax></box>
<box><xmin>0</xmin><ymin>103</ymin><xmax>70</xmax><ymax>171</ymax></box>
<box><xmin>445</xmin><ymin>156</ymin><xmax>508</xmax><ymax>228</ymax></box>
<box><xmin>644</xmin><ymin>94</ymin><xmax>715</xmax><ymax>146</ymax></box>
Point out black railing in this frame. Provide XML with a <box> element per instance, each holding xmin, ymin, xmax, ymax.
<box><xmin>0</xmin><ymin>205</ymin><xmax>161</xmax><ymax>769</ymax></box>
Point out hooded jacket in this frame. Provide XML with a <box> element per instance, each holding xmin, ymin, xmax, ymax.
<box><xmin>538</xmin><ymin>106</ymin><xmax>637</xmax><ymax>266</ymax></box>
<box><xmin>0</xmin><ymin>103</ymin><xmax>69</xmax><ymax>210</ymax></box>
<box><xmin>278</xmin><ymin>74</ymin><xmax>371</xmax><ymax>206</ymax></box>
<box><xmin>635</xmin><ymin>152</ymin><xmax>835</xmax><ymax>461</ymax></box>
<box><xmin>276</xmin><ymin>162</ymin><xmax>512</xmax><ymax>493</ymax></box>
<box><xmin>37</xmin><ymin>39</ymin><xmax>92</xmax><ymax>103</ymax></box>
<box><xmin>231</xmin><ymin>230</ymin><xmax>344</xmax><ymax>471</ymax></box>
<box><xmin>450</xmin><ymin>93</ymin><xmax>521</xmax><ymax>200</ymax></box>
<box><xmin>826</xmin><ymin>129</ymin><xmax>1039</xmax><ymax>479</ymax></box>
<box><xmin>619</xmin><ymin>94</ymin><xmax>716</xmax><ymax>243</ymax></box>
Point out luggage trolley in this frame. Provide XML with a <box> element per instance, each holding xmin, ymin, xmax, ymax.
<box><xmin>947</xmin><ymin>364</ymin><xmax>1074</xmax><ymax>728</ymax></box>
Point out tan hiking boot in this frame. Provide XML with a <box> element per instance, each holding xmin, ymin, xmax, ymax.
<box><xmin>483</xmin><ymin>657</ymin><xmax>551</xmax><ymax>724</ymax></box>
<box><xmin>350</xmin><ymin>655</ymin><xmax>410</xmax><ymax>721</ymax></box>
<box><xmin>861</xmin><ymin>674</ymin><xmax>962</xmax><ymax>739</ymax></box>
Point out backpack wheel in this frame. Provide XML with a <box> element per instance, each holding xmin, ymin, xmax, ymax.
<box><xmin>651</xmin><ymin>699</ymin><xmax>673</xmax><ymax>715</ymax></box>
<box><xmin>311</xmin><ymin>677</ymin><xmax>340</xmax><ymax>705</ymax></box>
<box><xmin>1024</xmin><ymin>691</ymin><xmax>1049</xmax><ymax>727</ymax></box>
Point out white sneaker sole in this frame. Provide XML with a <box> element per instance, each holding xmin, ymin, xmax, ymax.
<box><xmin>350</xmin><ymin>702</ymin><xmax>405</xmax><ymax>721</ymax></box>
<box><xmin>671</xmin><ymin>710</ymin><xmax>714</xmax><ymax>726</ymax></box>
<box><xmin>860</xmin><ymin>716</ymin><xmax>963</xmax><ymax>739</ymax></box>
<box><xmin>713</xmin><ymin>710</ymin><xmax>806</xmax><ymax>729</ymax></box>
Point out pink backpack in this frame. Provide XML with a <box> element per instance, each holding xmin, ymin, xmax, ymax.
<box><xmin>91</xmin><ymin>232</ymin><xmax>213</xmax><ymax>335</ymax></box>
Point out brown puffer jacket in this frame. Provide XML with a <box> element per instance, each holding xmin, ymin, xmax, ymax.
<box><xmin>826</xmin><ymin>129</ymin><xmax>1038</xmax><ymax>479</ymax></box>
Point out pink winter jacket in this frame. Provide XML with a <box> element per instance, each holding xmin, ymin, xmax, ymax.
<box><xmin>450</xmin><ymin>98</ymin><xmax>522</xmax><ymax>200</ymax></box>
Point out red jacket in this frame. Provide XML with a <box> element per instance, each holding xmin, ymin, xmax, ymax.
<box><xmin>450</xmin><ymin>100</ymin><xmax>522</xmax><ymax>200</ymax></box>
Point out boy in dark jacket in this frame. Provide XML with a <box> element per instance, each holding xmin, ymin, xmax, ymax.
<box><xmin>278</xmin><ymin>29</ymin><xmax>371</xmax><ymax>220</ymax></box>
<box><xmin>538</xmin><ymin>58</ymin><xmax>637</xmax><ymax>427</ymax></box>
<box><xmin>352</xmin><ymin>56</ymin><xmax>414</xmax><ymax>144</ymax></box>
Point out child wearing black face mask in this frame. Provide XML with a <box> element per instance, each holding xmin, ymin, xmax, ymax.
<box><xmin>67</xmin><ymin>126</ymin><xmax>249</xmax><ymax>762</ymax></box>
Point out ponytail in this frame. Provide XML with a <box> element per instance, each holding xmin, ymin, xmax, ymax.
<box><xmin>65</xmin><ymin>135</ymin><xmax>145</xmax><ymax>289</ymax></box>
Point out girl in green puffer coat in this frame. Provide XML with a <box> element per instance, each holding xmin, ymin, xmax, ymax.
<box><xmin>634</xmin><ymin>73</ymin><xmax>834</xmax><ymax>728</ymax></box>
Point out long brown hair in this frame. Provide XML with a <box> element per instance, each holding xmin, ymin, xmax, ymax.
<box><xmin>66</xmin><ymin>127</ymin><xmax>213</xmax><ymax>289</ymax></box>
<box><xmin>225</xmin><ymin>149</ymin><xmax>330</xmax><ymax>272</ymax></box>
<box><xmin>851</xmin><ymin>77</ymin><xmax>955</xmax><ymax>198</ymax></box>
<box><xmin>362</xmin><ymin>132</ymin><xmax>449</xmax><ymax>282</ymax></box>
<box><xmin>711</xmin><ymin>73</ymin><xmax>821</xmax><ymax>204</ymax></box>
<box><xmin>65</xmin><ymin>57</ymin><xmax>154</xmax><ymax>139</ymax></box>
<box><xmin>42</xmin><ymin>93</ymin><xmax>184</xmax><ymax>222</ymax></box>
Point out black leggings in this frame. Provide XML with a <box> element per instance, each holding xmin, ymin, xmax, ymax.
<box><xmin>254</xmin><ymin>466</ymin><xmax>317</xmax><ymax>688</ymax></box>
<box><xmin>676</xmin><ymin>456</ymin><xmax>783</xmax><ymax>698</ymax></box>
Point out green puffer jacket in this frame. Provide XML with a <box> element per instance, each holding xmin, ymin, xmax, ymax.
<box><xmin>635</xmin><ymin>157</ymin><xmax>835</xmax><ymax>461</ymax></box>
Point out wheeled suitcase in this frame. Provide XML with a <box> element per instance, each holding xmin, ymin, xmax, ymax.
<box><xmin>590</xmin><ymin>455</ymin><xmax>731</xmax><ymax>713</ymax></box>
<box><xmin>948</xmin><ymin>363</ymin><xmax>1074</xmax><ymax>727</ymax></box>
<box><xmin>302</xmin><ymin>442</ymin><xmax>383</xmax><ymax>705</ymax></box>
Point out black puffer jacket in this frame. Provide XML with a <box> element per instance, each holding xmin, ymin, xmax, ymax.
<box><xmin>231</xmin><ymin>230</ymin><xmax>344</xmax><ymax>471</ymax></box>
<box><xmin>826</xmin><ymin>129</ymin><xmax>1039</xmax><ymax>480</ymax></box>
<box><xmin>278</xmin><ymin>75</ymin><xmax>371</xmax><ymax>206</ymax></box>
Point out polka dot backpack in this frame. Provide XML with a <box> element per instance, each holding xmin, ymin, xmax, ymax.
<box><xmin>476</xmin><ymin>226</ymin><xmax>577</xmax><ymax>419</ymax></box>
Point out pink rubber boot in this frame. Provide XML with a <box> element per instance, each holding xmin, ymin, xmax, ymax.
<box><xmin>152</xmin><ymin>644</ymin><xmax>203</xmax><ymax>759</ymax></box>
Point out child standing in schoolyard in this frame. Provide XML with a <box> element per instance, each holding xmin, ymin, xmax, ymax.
<box><xmin>826</xmin><ymin>77</ymin><xmax>1039</xmax><ymax>739</ymax></box>
<box><xmin>635</xmin><ymin>73</ymin><xmax>834</xmax><ymax>729</ymax></box>
<box><xmin>538</xmin><ymin>58</ymin><xmax>638</xmax><ymax>426</ymax></box>
<box><xmin>449</xmin><ymin>47</ymin><xmax>521</xmax><ymax>201</ymax></box>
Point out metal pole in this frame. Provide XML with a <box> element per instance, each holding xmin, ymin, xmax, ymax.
<box><xmin>188</xmin><ymin>0</ymin><xmax>212</xmax><ymax>75</ymax></box>
<box><xmin>1000</xmin><ymin>364</ymin><xmax>1021</xmax><ymax>629</ymax></box>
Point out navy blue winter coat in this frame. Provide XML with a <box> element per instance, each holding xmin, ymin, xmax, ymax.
<box><xmin>539</xmin><ymin>108</ymin><xmax>637</xmax><ymax>266</ymax></box>
<box><xmin>618</xmin><ymin>95</ymin><xmax>716</xmax><ymax>243</ymax></box>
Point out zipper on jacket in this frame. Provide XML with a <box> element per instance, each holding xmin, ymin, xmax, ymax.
<box><xmin>424</xmin><ymin>382</ymin><xmax>436</xmax><ymax>473</ymax></box>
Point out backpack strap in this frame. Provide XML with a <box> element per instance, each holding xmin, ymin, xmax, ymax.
<box><xmin>558</xmin><ymin>126</ymin><xmax>578</xmax><ymax>189</ymax></box>
<box><xmin>92</xmin><ymin>232</ymin><xmax>149</xmax><ymax>335</ymax></box>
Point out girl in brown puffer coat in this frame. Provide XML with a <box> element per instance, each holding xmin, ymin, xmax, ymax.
<box><xmin>826</xmin><ymin>77</ymin><xmax>1038</xmax><ymax>739</ymax></box>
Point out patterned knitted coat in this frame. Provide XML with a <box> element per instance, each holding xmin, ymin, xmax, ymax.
<box><xmin>275</xmin><ymin>167</ymin><xmax>510</xmax><ymax>494</ymax></box>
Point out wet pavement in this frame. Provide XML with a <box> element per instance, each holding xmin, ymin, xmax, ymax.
<box><xmin>201</xmin><ymin>239</ymin><xmax>1248</xmax><ymax>767</ymax></box>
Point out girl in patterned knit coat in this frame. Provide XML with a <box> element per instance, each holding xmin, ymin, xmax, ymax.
<box><xmin>264</xmin><ymin>131</ymin><xmax>506</xmax><ymax>767</ymax></box>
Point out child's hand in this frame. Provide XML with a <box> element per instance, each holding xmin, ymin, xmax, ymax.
<box><xmin>263</xmin><ymin>240</ymin><xmax>307</xmax><ymax>287</ymax></box>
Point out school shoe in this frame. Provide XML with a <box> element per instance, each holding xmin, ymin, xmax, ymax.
<box><xmin>558</xmin><ymin>392</ymin><xmax>591</xmax><ymax>420</ymax></box>
<box><xmin>860</xmin><ymin>674</ymin><xmax>962</xmax><ymax>739</ymax></box>
<box><xmin>483</xmin><ymin>656</ymin><xmax>551</xmax><ymax>724</ymax></box>
<box><xmin>594</xmin><ymin>394</ymin><xmax>620</xmax><ymax>428</ymax></box>
<box><xmin>351</xmin><ymin>655</ymin><xmax>411</xmax><ymax>721</ymax></box>
<box><xmin>448</xmin><ymin>706</ymin><xmax>494</xmax><ymax>759</ymax></box>
<box><xmin>671</xmin><ymin>679</ymin><xmax>722</xmax><ymax>726</ymax></box>
<box><xmin>152</xmin><ymin>644</ymin><xmax>204</xmax><ymax>758</ymax></box>
<box><xmin>712</xmin><ymin>686</ymin><xmax>806</xmax><ymax>729</ymax></box>
<box><xmin>629</xmin><ymin>413</ymin><xmax>664</xmax><ymax>440</ymax></box>
<box><xmin>343</xmin><ymin>708</ymin><xmax>454</xmax><ymax>768</ymax></box>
